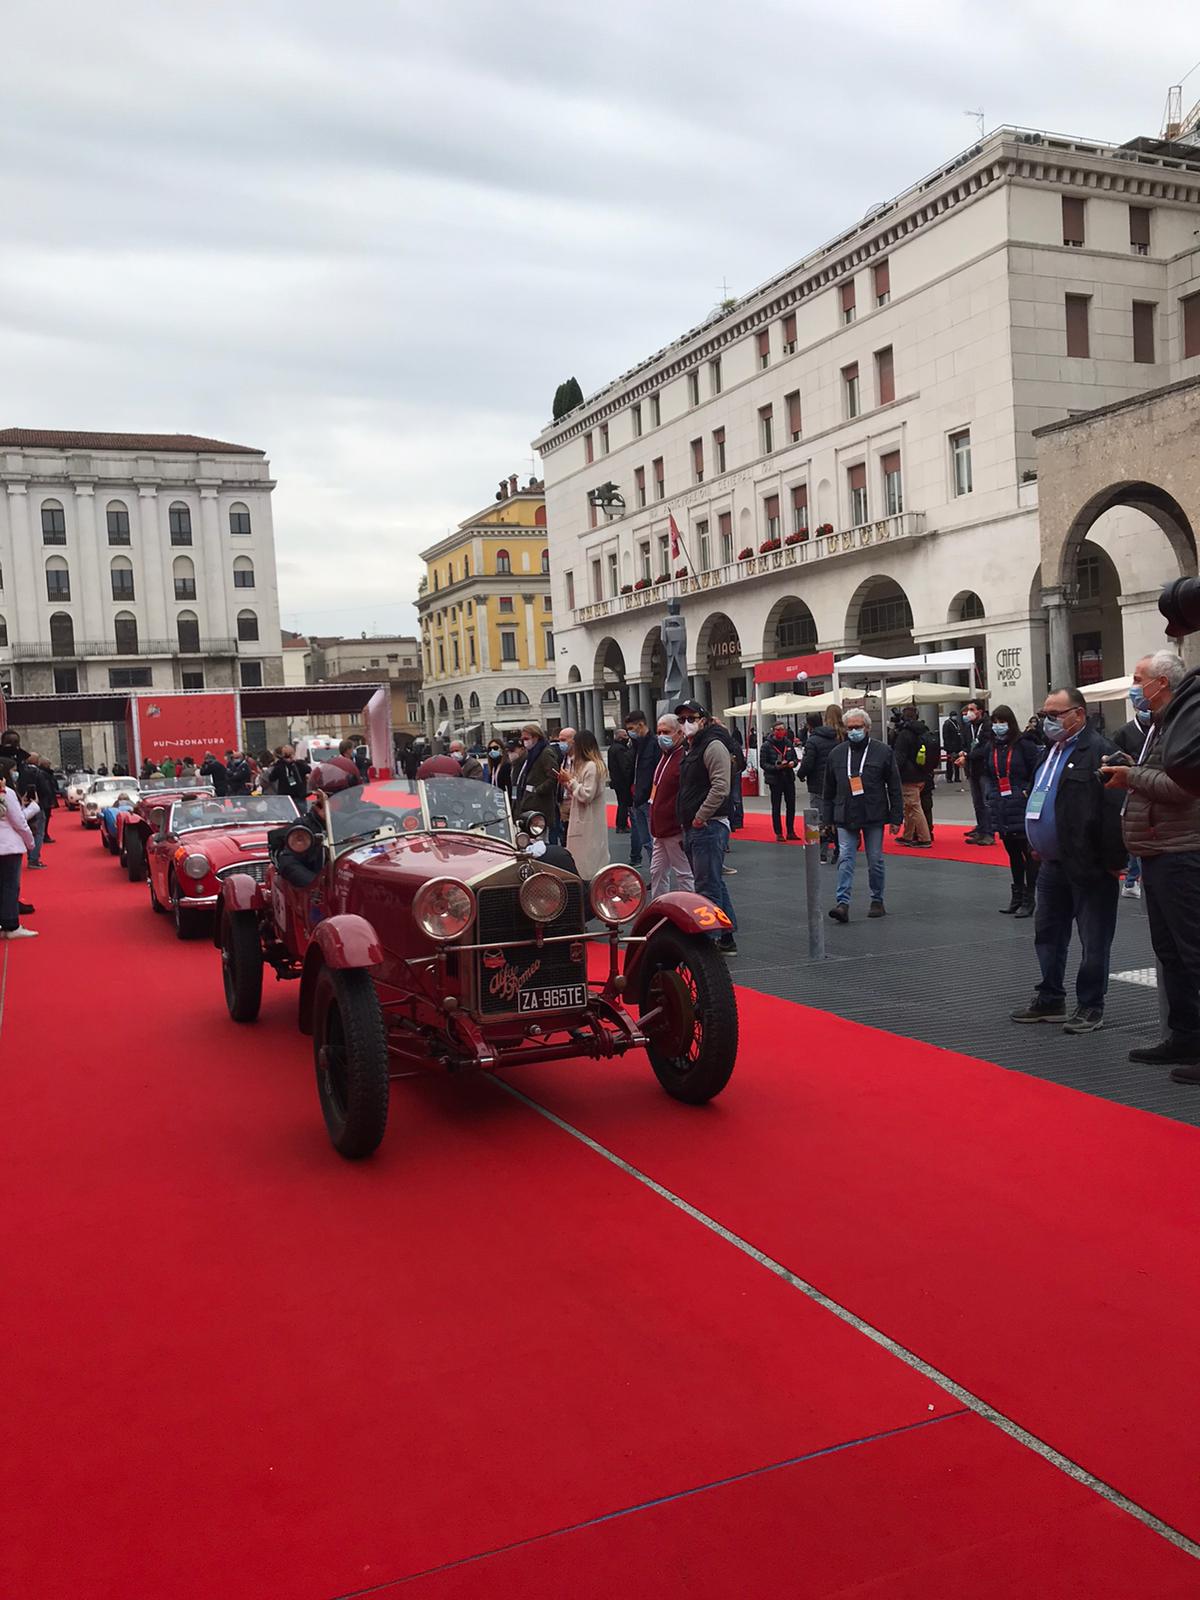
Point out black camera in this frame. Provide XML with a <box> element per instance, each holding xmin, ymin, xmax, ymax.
<box><xmin>1158</xmin><ymin>578</ymin><xmax>1200</xmax><ymax>638</ymax></box>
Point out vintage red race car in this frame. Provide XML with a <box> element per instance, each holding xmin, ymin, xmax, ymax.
<box><xmin>216</xmin><ymin>777</ymin><xmax>738</xmax><ymax>1159</ymax></box>
<box><xmin>139</xmin><ymin>793</ymin><xmax>299</xmax><ymax>938</ymax></box>
<box><xmin>119</xmin><ymin>781</ymin><xmax>215</xmax><ymax>882</ymax></box>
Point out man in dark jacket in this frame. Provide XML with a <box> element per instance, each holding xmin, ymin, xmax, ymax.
<box><xmin>607</xmin><ymin>728</ymin><xmax>635</xmax><ymax>833</ymax></box>
<box><xmin>1010</xmin><ymin>687</ymin><xmax>1125</xmax><ymax>1034</ymax></box>
<box><xmin>201</xmin><ymin>752</ymin><xmax>229</xmax><ymax>796</ymax></box>
<box><xmin>675</xmin><ymin>699</ymin><xmax>736</xmax><ymax>953</ymax></box>
<box><xmin>800</xmin><ymin>716</ymin><xmax>839</xmax><ymax>862</ymax></box>
<box><xmin>649</xmin><ymin>713</ymin><xmax>694</xmax><ymax>897</ymax></box>
<box><xmin>941</xmin><ymin>713</ymin><xmax>963</xmax><ymax>781</ymax></box>
<box><xmin>513</xmin><ymin>723</ymin><xmax>559</xmax><ymax>825</ymax></box>
<box><xmin>955</xmin><ymin>700</ymin><xmax>995</xmax><ymax>844</ymax></box>
<box><xmin>624</xmin><ymin>709</ymin><xmax>658</xmax><ymax>869</ymax></box>
<box><xmin>822</xmin><ymin>708</ymin><xmax>902</xmax><ymax>922</ymax></box>
<box><xmin>268</xmin><ymin>745</ymin><xmax>310</xmax><ymax>804</ymax></box>
<box><xmin>1110</xmin><ymin>699</ymin><xmax>1153</xmax><ymax>898</ymax></box>
<box><xmin>760</xmin><ymin>722</ymin><xmax>799</xmax><ymax>842</ymax></box>
<box><xmin>226</xmin><ymin>751</ymin><xmax>253</xmax><ymax>795</ymax></box>
<box><xmin>891</xmin><ymin>706</ymin><xmax>934</xmax><ymax>847</ymax></box>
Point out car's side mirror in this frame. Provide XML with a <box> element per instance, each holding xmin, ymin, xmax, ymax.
<box><xmin>149</xmin><ymin>809</ymin><xmax>166</xmax><ymax>834</ymax></box>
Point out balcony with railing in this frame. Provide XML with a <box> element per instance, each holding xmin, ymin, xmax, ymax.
<box><xmin>5</xmin><ymin>637</ymin><xmax>239</xmax><ymax>662</ymax></box>
<box><xmin>572</xmin><ymin>510</ymin><xmax>927</xmax><ymax>625</ymax></box>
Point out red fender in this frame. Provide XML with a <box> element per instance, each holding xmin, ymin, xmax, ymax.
<box><xmin>623</xmin><ymin>891</ymin><xmax>732</xmax><ymax>993</ymax></box>
<box><xmin>213</xmin><ymin>872</ymin><xmax>264</xmax><ymax>946</ymax></box>
<box><xmin>298</xmin><ymin>914</ymin><xmax>383</xmax><ymax>1034</ymax></box>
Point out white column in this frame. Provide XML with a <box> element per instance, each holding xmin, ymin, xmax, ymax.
<box><xmin>477</xmin><ymin>600</ymin><xmax>491</xmax><ymax>672</ymax></box>
<box><xmin>1118</xmin><ymin>590</ymin><xmax>1171</xmax><ymax>671</ymax></box>
<box><xmin>137</xmin><ymin>485</ymin><xmax>169</xmax><ymax>642</ymax></box>
<box><xmin>986</xmin><ymin>617</ymin><xmax>1044</xmax><ymax>727</ymax></box>
<box><xmin>1043</xmin><ymin>585</ymin><xmax>1072</xmax><ymax>690</ymax></box>
<box><xmin>197</xmin><ymin>485</ymin><xmax>226</xmax><ymax>643</ymax></box>
<box><xmin>523</xmin><ymin>594</ymin><xmax>536</xmax><ymax>667</ymax></box>
<box><xmin>5</xmin><ymin>484</ymin><xmax>39</xmax><ymax>642</ymax></box>
<box><xmin>73</xmin><ymin>485</ymin><xmax>106</xmax><ymax>645</ymax></box>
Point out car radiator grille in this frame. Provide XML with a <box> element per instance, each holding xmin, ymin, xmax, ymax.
<box><xmin>476</xmin><ymin>883</ymin><xmax>587</xmax><ymax>1016</ymax></box>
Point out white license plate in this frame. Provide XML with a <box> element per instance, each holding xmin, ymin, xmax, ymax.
<box><xmin>518</xmin><ymin>984</ymin><xmax>587</xmax><ymax>1013</ymax></box>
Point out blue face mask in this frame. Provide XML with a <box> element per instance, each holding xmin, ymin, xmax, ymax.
<box><xmin>1042</xmin><ymin>715</ymin><xmax>1068</xmax><ymax>743</ymax></box>
<box><xmin>847</xmin><ymin>727</ymin><xmax>867</xmax><ymax>743</ymax></box>
<box><xmin>1136</xmin><ymin>707</ymin><xmax>1153</xmax><ymax>725</ymax></box>
<box><xmin>555</xmin><ymin>741</ymin><xmax>569</xmax><ymax>755</ymax></box>
<box><xmin>657</xmin><ymin>733</ymin><xmax>675</xmax><ymax>750</ymax></box>
<box><xmin>1130</xmin><ymin>686</ymin><xmax>1150</xmax><ymax>716</ymax></box>
<box><xmin>991</xmin><ymin>722</ymin><xmax>1009</xmax><ymax>738</ymax></box>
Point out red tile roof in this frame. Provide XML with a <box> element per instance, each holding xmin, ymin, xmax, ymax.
<box><xmin>0</xmin><ymin>428</ymin><xmax>263</xmax><ymax>455</ymax></box>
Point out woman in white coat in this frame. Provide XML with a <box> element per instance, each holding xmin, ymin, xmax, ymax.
<box><xmin>559</xmin><ymin>729</ymin><xmax>610</xmax><ymax>883</ymax></box>
<box><xmin>0</xmin><ymin>767</ymin><xmax>39</xmax><ymax>939</ymax></box>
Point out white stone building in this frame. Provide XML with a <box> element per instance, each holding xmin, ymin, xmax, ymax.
<box><xmin>534</xmin><ymin>127</ymin><xmax>1200</xmax><ymax>735</ymax></box>
<box><xmin>0</xmin><ymin>429</ymin><xmax>284</xmax><ymax>766</ymax></box>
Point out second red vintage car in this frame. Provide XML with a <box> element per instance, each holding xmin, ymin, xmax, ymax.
<box><xmin>141</xmin><ymin>793</ymin><xmax>300</xmax><ymax>938</ymax></box>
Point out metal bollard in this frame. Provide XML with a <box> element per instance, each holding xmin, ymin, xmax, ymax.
<box><xmin>803</xmin><ymin>805</ymin><xmax>826</xmax><ymax>961</ymax></box>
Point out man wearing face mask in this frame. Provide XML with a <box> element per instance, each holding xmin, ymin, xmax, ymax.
<box><xmin>1011</xmin><ymin>687</ymin><xmax>1124</xmax><ymax>1033</ymax></box>
<box><xmin>448</xmin><ymin>740</ymin><xmax>485</xmax><ymax>780</ymax></box>
<box><xmin>674</xmin><ymin>700</ymin><xmax>737</xmax><ymax>954</ymax></box>
<box><xmin>554</xmin><ymin>727</ymin><xmax>576</xmax><ymax>846</ymax></box>
<box><xmin>513</xmin><ymin>723</ymin><xmax>559</xmax><ymax>827</ymax></box>
<box><xmin>1099</xmin><ymin>653</ymin><xmax>1200</xmax><ymax>1077</ymax></box>
<box><xmin>648</xmin><ymin>714</ymin><xmax>694</xmax><ymax>898</ymax></box>
<box><xmin>955</xmin><ymin>700</ymin><xmax>995</xmax><ymax>845</ymax></box>
<box><xmin>822</xmin><ymin>707</ymin><xmax>903</xmax><ymax>922</ymax></box>
<box><xmin>760</xmin><ymin>721</ymin><xmax>800</xmax><ymax>842</ymax></box>
<box><xmin>607</xmin><ymin>727</ymin><xmax>635</xmax><ymax>834</ymax></box>
<box><xmin>483</xmin><ymin>739</ymin><xmax>506</xmax><ymax>789</ymax></box>
<box><xmin>1110</xmin><ymin>690</ymin><xmax>1155</xmax><ymax>900</ymax></box>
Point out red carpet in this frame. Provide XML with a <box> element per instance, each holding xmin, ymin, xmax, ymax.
<box><xmin>507</xmin><ymin>986</ymin><xmax>1200</xmax><ymax>1544</ymax></box>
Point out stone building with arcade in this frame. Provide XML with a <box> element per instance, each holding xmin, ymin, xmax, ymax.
<box><xmin>533</xmin><ymin>126</ymin><xmax>1200</xmax><ymax>734</ymax></box>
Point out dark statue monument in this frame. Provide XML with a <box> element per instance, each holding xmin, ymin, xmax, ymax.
<box><xmin>660</xmin><ymin>599</ymin><xmax>687</xmax><ymax>716</ymax></box>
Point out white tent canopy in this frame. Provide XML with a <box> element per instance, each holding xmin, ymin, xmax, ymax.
<box><xmin>855</xmin><ymin>679</ymin><xmax>986</xmax><ymax>706</ymax></box>
<box><xmin>722</xmin><ymin>702</ymin><xmax>755</xmax><ymax>719</ymax></box>
<box><xmin>760</xmin><ymin>690</ymin><xmax>847</xmax><ymax>714</ymax></box>
<box><xmin>1079</xmin><ymin>675</ymin><xmax>1134</xmax><ymax>703</ymax></box>
<box><xmin>835</xmin><ymin>649</ymin><xmax>980</xmax><ymax>679</ymax></box>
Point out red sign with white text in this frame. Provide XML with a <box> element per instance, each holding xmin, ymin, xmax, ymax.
<box><xmin>132</xmin><ymin>692</ymin><xmax>240</xmax><ymax>767</ymax></box>
<box><xmin>754</xmin><ymin>651</ymin><xmax>836</xmax><ymax>685</ymax></box>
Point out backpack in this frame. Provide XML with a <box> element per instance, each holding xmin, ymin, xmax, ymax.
<box><xmin>912</xmin><ymin>728</ymin><xmax>938</xmax><ymax>773</ymax></box>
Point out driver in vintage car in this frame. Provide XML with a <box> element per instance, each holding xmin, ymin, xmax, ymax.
<box><xmin>271</xmin><ymin>762</ymin><xmax>372</xmax><ymax>886</ymax></box>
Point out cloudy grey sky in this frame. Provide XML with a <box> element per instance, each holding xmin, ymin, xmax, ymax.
<box><xmin>3</xmin><ymin>1</ymin><xmax>1194</xmax><ymax>639</ymax></box>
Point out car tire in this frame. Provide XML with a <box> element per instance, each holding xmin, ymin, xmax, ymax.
<box><xmin>148</xmin><ymin>869</ymin><xmax>165</xmax><ymax>914</ymax></box>
<box><xmin>638</xmin><ymin>928</ymin><xmax>738</xmax><ymax>1104</ymax></box>
<box><xmin>312</xmin><ymin>966</ymin><xmax>389</xmax><ymax>1160</ymax></box>
<box><xmin>125</xmin><ymin>829</ymin><xmax>146</xmax><ymax>883</ymax></box>
<box><xmin>101</xmin><ymin>829</ymin><xmax>112</xmax><ymax>852</ymax></box>
<box><xmin>222</xmin><ymin>910</ymin><xmax>263</xmax><ymax>1023</ymax></box>
<box><xmin>170</xmin><ymin>874</ymin><xmax>206</xmax><ymax>940</ymax></box>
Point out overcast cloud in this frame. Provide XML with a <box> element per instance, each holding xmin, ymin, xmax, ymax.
<box><xmin>2</xmin><ymin>1</ymin><xmax>1194</xmax><ymax>639</ymax></box>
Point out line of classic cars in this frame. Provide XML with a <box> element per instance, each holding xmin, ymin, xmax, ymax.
<box><xmin>91</xmin><ymin>770</ymin><xmax>740</xmax><ymax>1162</ymax></box>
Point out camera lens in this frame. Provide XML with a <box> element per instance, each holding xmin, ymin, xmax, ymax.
<box><xmin>1158</xmin><ymin>578</ymin><xmax>1200</xmax><ymax>638</ymax></box>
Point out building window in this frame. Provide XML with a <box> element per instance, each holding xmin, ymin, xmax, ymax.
<box><xmin>1132</xmin><ymin>301</ymin><xmax>1156</xmax><ymax>364</ymax></box>
<box><xmin>240</xmin><ymin>660</ymin><xmax>264</xmax><ymax>688</ymax></box>
<box><xmin>53</xmin><ymin>667</ymin><xmax>79</xmax><ymax>694</ymax></box>
<box><xmin>1129</xmin><ymin>205</ymin><xmax>1151</xmax><ymax>255</ymax></box>
<box><xmin>874</xmin><ymin>259</ymin><xmax>890</xmax><ymax>306</ymax></box>
<box><xmin>950</xmin><ymin>430</ymin><xmax>973</xmax><ymax>496</ymax></box>
<box><xmin>756</xmin><ymin>329</ymin><xmax>770</xmax><ymax>369</ymax></box>
<box><xmin>709</xmin><ymin>356</ymin><xmax>722</xmax><ymax>394</ymax></box>
<box><xmin>859</xmin><ymin>596</ymin><xmax>913</xmax><ymax>637</ymax></box>
<box><xmin>848</xmin><ymin>464</ymin><xmax>868</xmax><ymax>527</ymax></box>
<box><xmin>46</xmin><ymin>562</ymin><xmax>70</xmax><ymax>601</ymax></box>
<box><xmin>0</xmin><ymin>613</ymin><xmax>6</xmax><ymax>647</ymax></box>
<box><xmin>498</xmin><ymin>595</ymin><xmax>514</xmax><ymax>612</ymax></box>
<box><xmin>758</xmin><ymin>404</ymin><xmax>774</xmax><ymax>455</ymax></box>
<box><xmin>169</xmin><ymin>503</ymin><xmax>192</xmax><ymax>544</ymax></box>
<box><xmin>237</xmin><ymin>609</ymin><xmax>259</xmax><ymax>642</ymax></box>
<box><xmin>785</xmin><ymin>391</ymin><xmax>802</xmax><ymax>443</ymax></box>
<box><xmin>781</xmin><ymin>312</ymin><xmax>797</xmax><ymax>354</ymax></box>
<box><xmin>688</xmin><ymin>371</ymin><xmax>700</xmax><ymax>407</ymax></box>
<box><xmin>463</xmin><ymin>555</ymin><xmax>470</xmax><ymax>577</ymax></box>
<box><xmin>544</xmin><ymin>628</ymin><xmax>554</xmax><ymax>660</ymax></box>
<box><xmin>41</xmin><ymin>502</ymin><xmax>66</xmax><ymax>544</ymax></box>
<box><xmin>177</xmin><ymin>612</ymin><xmax>200</xmax><ymax>653</ymax></box>
<box><xmin>114</xmin><ymin>612</ymin><xmax>138</xmax><ymax>654</ymax></box>
<box><xmin>108</xmin><ymin>667</ymin><xmax>152</xmax><ymax>689</ymax></box>
<box><xmin>565</xmin><ymin>570</ymin><xmax>575</xmax><ymax>609</ymax></box>
<box><xmin>106</xmin><ymin>503</ymin><xmax>131</xmax><ymax>545</ymax></box>
<box><xmin>1065</xmin><ymin>294</ymin><xmax>1090</xmax><ymax>358</ymax></box>
<box><xmin>764</xmin><ymin>494</ymin><xmax>780</xmax><ymax>541</ymax></box>
<box><xmin>1183</xmin><ymin>293</ymin><xmax>1200</xmax><ymax>360</ymax></box>
<box><xmin>468</xmin><ymin>636</ymin><xmax>476</xmax><ymax>666</ymax></box>
<box><xmin>541</xmin><ymin>548</ymin><xmax>550</xmax><ymax>573</ymax></box>
<box><xmin>1062</xmin><ymin>195</ymin><xmax>1085</xmax><ymax>247</ymax></box>
<box><xmin>606</xmin><ymin>553</ymin><xmax>619</xmax><ymax>595</ymax></box>
<box><xmin>712</xmin><ymin>427</ymin><xmax>726</xmax><ymax>474</ymax></box>
<box><xmin>697</xmin><ymin>519</ymin><xmax>711</xmax><ymax>570</ymax></box>
<box><xmin>791</xmin><ymin>484</ymin><xmax>809</xmax><ymax>538</ymax></box>
<box><xmin>233</xmin><ymin>556</ymin><xmax>255</xmax><ymax>588</ymax></box>
<box><xmin>875</xmin><ymin>345</ymin><xmax>895</xmax><ymax>406</ymax></box>
<box><xmin>497</xmin><ymin>687</ymin><xmax>530</xmax><ymax>707</ymax></box>
<box><xmin>111</xmin><ymin>559</ymin><xmax>135</xmax><ymax>601</ymax></box>
<box><xmin>182</xmin><ymin>670</ymin><xmax>205</xmax><ymax>690</ymax></box>
<box><xmin>632</xmin><ymin>402</ymin><xmax>642</xmax><ymax>437</ymax></box>
<box><xmin>173</xmin><ymin>554</ymin><xmax>196</xmax><ymax>601</ymax></box>
<box><xmin>634</xmin><ymin>465</ymin><xmax>646</xmax><ymax>508</ymax></box>
<box><xmin>842</xmin><ymin>363</ymin><xmax>860</xmax><ymax>419</ymax></box>
<box><xmin>49</xmin><ymin>611</ymin><xmax>74</xmax><ymax>654</ymax></box>
<box><xmin>959</xmin><ymin>592</ymin><xmax>985</xmax><ymax>622</ymax></box>
<box><xmin>437</xmin><ymin>643</ymin><xmax>445</xmax><ymax>673</ymax></box>
<box><xmin>588</xmin><ymin>494</ymin><xmax>598</xmax><ymax>530</ymax></box>
<box><xmin>649</xmin><ymin>393</ymin><xmax>660</xmax><ymax>427</ymax></box>
<box><xmin>839</xmin><ymin>280</ymin><xmax>856</xmax><ymax>324</ymax></box>
<box><xmin>229</xmin><ymin>503</ymin><xmax>252</xmax><ymax>535</ymax></box>
<box><xmin>591</xmin><ymin>558</ymin><xmax>602</xmax><ymax>601</ymax></box>
<box><xmin>653</xmin><ymin>457</ymin><xmax>664</xmax><ymax>500</ymax></box>
<box><xmin>691</xmin><ymin>437</ymin><xmax>704</xmax><ymax>483</ymax></box>
<box><xmin>584</xmin><ymin>431</ymin><xmax>594</xmax><ymax>464</ymax></box>
<box><xmin>639</xmin><ymin>541</ymin><xmax>651</xmax><ymax>582</ymax></box>
<box><xmin>599</xmin><ymin>421</ymin><xmax>609</xmax><ymax>455</ymax></box>
<box><xmin>882</xmin><ymin>451</ymin><xmax>903</xmax><ymax>516</ymax></box>
<box><xmin>495</xmin><ymin>548</ymin><xmax>511</xmax><ymax>574</ymax></box>
<box><xmin>1076</xmin><ymin>549</ymin><xmax>1102</xmax><ymax>602</ymax></box>
<box><xmin>500</xmin><ymin>631</ymin><xmax>518</xmax><ymax>662</ymax></box>
<box><xmin>657</xmin><ymin>534</ymin><xmax>669</xmax><ymax>578</ymax></box>
<box><xmin>452</xmin><ymin>638</ymin><xmax>460</xmax><ymax>670</ymax></box>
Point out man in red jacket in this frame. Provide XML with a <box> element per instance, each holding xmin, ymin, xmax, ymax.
<box><xmin>649</xmin><ymin>713</ymin><xmax>694</xmax><ymax>898</ymax></box>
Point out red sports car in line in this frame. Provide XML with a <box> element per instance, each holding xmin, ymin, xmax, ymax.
<box><xmin>142</xmin><ymin>793</ymin><xmax>300</xmax><ymax>939</ymax></box>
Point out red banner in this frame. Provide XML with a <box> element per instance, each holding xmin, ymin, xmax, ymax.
<box><xmin>132</xmin><ymin>692</ymin><xmax>241</xmax><ymax>767</ymax></box>
<box><xmin>754</xmin><ymin>651</ymin><xmax>836</xmax><ymax>685</ymax></box>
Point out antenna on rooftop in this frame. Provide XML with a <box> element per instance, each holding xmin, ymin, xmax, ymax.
<box><xmin>715</xmin><ymin>277</ymin><xmax>736</xmax><ymax>313</ymax></box>
<box><xmin>965</xmin><ymin>109</ymin><xmax>984</xmax><ymax>140</ymax></box>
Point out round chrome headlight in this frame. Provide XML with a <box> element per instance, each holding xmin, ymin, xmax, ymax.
<box><xmin>286</xmin><ymin>825</ymin><xmax>318</xmax><ymax>854</ymax></box>
<box><xmin>413</xmin><ymin>877</ymin><xmax>476</xmax><ymax>941</ymax></box>
<box><xmin>519</xmin><ymin>872</ymin><xmax>568</xmax><ymax>924</ymax></box>
<box><xmin>525</xmin><ymin>812</ymin><xmax>547</xmax><ymax>838</ymax></box>
<box><xmin>590</xmin><ymin>864</ymin><xmax>646</xmax><ymax>925</ymax></box>
<box><xmin>181</xmin><ymin>852</ymin><xmax>210</xmax><ymax>881</ymax></box>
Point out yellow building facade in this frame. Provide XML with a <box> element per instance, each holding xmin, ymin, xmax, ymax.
<box><xmin>416</xmin><ymin>479</ymin><xmax>559</xmax><ymax>744</ymax></box>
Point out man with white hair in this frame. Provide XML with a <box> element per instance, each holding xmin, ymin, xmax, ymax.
<box><xmin>821</xmin><ymin>707</ymin><xmax>903</xmax><ymax>922</ymax></box>
<box><xmin>648</xmin><ymin>713</ymin><xmax>694</xmax><ymax>898</ymax></box>
<box><xmin>1100</xmin><ymin>650</ymin><xmax>1200</xmax><ymax>1077</ymax></box>
<box><xmin>448</xmin><ymin>739</ymin><xmax>484</xmax><ymax>780</ymax></box>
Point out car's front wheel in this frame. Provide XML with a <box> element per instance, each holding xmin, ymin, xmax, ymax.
<box><xmin>638</xmin><ymin>928</ymin><xmax>738</xmax><ymax>1103</ymax></box>
<box><xmin>312</xmin><ymin>967</ymin><xmax>389</xmax><ymax>1160</ymax></box>
<box><xmin>170</xmin><ymin>874</ymin><xmax>207</xmax><ymax>940</ymax></box>
<box><xmin>148</xmin><ymin>869</ymin><xmax>165</xmax><ymax>914</ymax></box>
<box><xmin>222</xmin><ymin>910</ymin><xmax>263</xmax><ymax>1022</ymax></box>
<box><xmin>125</xmin><ymin>829</ymin><xmax>146</xmax><ymax>882</ymax></box>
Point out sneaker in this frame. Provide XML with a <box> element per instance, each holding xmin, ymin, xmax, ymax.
<box><xmin>1129</xmin><ymin>1037</ymin><xmax>1200</xmax><ymax>1065</ymax></box>
<box><xmin>3</xmin><ymin>926</ymin><xmax>39</xmax><ymax>940</ymax></box>
<box><xmin>27</xmin><ymin>862</ymin><xmax>47</xmax><ymax>871</ymax></box>
<box><xmin>868</xmin><ymin>901</ymin><xmax>886</xmax><ymax>918</ymax></box>
<box><xmin>1010</xmin><ymin>997</ymin><xmax>1068</xmax><ymax>1024</ymax></box>
<box><xmin>828</xmin><ymin>904</ymin><xmax>849</xmax><ymax>924</ymax></box>
<box><xmin>1120</xmin><ymin>881</ymin><xmax>1142</xmax><ymax>900</ymax></box>
<box><xmin>1063</xmin><ymin>1008</ymin><xmax>1104</xmax><ymax>1035</ymax></box>
<box><xmin>716</xmin><ymin>934</ymin><xmax>738</xmax><ymax>955</ymax></box>
<box><xmin>722</xmin><ymin>865</ymin><xmax>737</xmax><ymax>875</ymax></box>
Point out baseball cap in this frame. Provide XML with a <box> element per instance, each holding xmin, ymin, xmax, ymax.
<box><xmin>674</xmin><ymin>699</ymin><xmax>707</xmax><ymax>718</ymax></box>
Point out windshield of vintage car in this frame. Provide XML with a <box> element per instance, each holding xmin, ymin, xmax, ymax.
<box><xmin>172</xmin><ymin>795</ymin><xmax>299</xmax><ymax>833</ymax></box>
<box><xmin>322</xmin><ymin>779</ymin><xmax>512</xmax><ymax>847</ymax></box>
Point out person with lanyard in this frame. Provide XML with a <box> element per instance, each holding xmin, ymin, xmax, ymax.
<box><xmin>1010</xmin><ymin>686</ymin><xmax>1124</xmax><ymax>1034</ymax></box>
<box><xmin>760</xmin><ymin>721</ymin><xmax>800</xmax><ymax>842</ymax></box>
<box><xmin>648</xmin><ymin>713</ymin><xmax>694</xmax><ymax>898</ymax></box>
<box><xmin>1110</xmin><ymin>691</ymin><xmax>1153</xmax><ymax>900</ymax></box>
<box><xmin>1100</xmin><ymin>652</ymin><xmax>1200</xmax><ymax>1080</ymax></box>
<box><xmin>821</xmin><ymin>707</ymin><xmax>902</xmax><ymax>923</ymax></box>
<box><xmin>981</xmin><ymin>704</ymin><xmax>1041</xmax><ymax>918</ymax></box>
<box><xmin>674</xmin><ymin>699</ymin><xmax>737</xmax><ymax>955</ymax></box>
<box><xmin>955</xmin><ymin>700</ymin><xmax>996</xmax><ymax>845</ymax></box>
<box><xmin>483</xmin><ymin>738</ymin><xmax>506</xmax><ymax>789</ymax></box>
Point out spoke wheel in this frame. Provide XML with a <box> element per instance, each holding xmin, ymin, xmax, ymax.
<box><xmin>222</xmin><ymin>910</ymin><xmax>263</xmax><ymax>1022</ymax></box>
<box><xmin>639</xmin><ymin>928</ymin><xmax>737</xmax><ymax>1103</ymax></box>
<box><xmin>313</xmin><ymin>967</ymin><xmax>389</xmax><ymax>1159</ymax></box>
<box><xmin>171</xmin><ymin>874</ymin><xmax>206</xmax><ymax>940</ymax></box>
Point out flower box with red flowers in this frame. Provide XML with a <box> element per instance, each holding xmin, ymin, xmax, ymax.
<box><xmin>654</xmin><ymin>573</ymin><xmax>669</xmax><ymax>585</ymax></box>
<box><xmin>620</xmin><ymin>583</ymin><xmax>633</xmax><ymax>594</ymax></box>
<box><xmin>633</xmin><ymin>577</ymin><xmax>651</xmax><ymax>590</ymax></box>
<box><xmin>737</xmin><ymin>546</ymin><xmax>754</xmax><ymax>560</ymax></box>
<box><xmin>784</xmin><ymin>532</ymin><xmax>807</xmax><ymax>546</ymax></box>
<box><xmin>815</xmin><ymin>522</ymin><xmax>834</xmax><ymax>537</ymax></box>
<box><xmin>758</xmin><ymin>538</ymin><xmax>782</xmax><ymax>554</ymax></box>
<box><xmin>674</xmin><ymin>566</ymin><xmax>688</xmax><ymax>579</ymax></box>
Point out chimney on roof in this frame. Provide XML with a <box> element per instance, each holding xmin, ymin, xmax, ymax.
<box><xmin>497</xmin><ymin>478</ymin><xmax>508</xmax><ymax>500</ymax></box>
<box><xmin>509</xmin><ymin>474</ymin><xmax>518</xmax><ymax>496</ymax></box>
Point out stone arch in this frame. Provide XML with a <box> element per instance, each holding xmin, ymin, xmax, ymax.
<box><xmin>593</xmin><ymin>635</ymin><xmax>625</xmax><ymax>686</ymax></box>
<box><xmin>947</xmin><ymin>590</ymin><xmax>985</xmax><ymax>626</ymax></box>
<box><xmin>567</xmin><ymin>663</ymin><xmax>582</xmax><ymax>684</ymax></box>
<box><xmin>845</xmin><ymin>575</ymin><xmax>915</xmax><ymax>656</ymax></box>
<box><xmin>1054</xmin><ymin>479</ymin><xmax>1197</xmax><ymax>589</ymax></box>
<box><xmin>762</xmin><ymin>594</ymin><xmax>818</xmax><ymax>659</ymax></box>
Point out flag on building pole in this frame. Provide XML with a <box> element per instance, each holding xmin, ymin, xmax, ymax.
<box><xmin>668</xmin><ymin>511</ymin><xmax>691</xmax><ymax>570</ymax></box>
